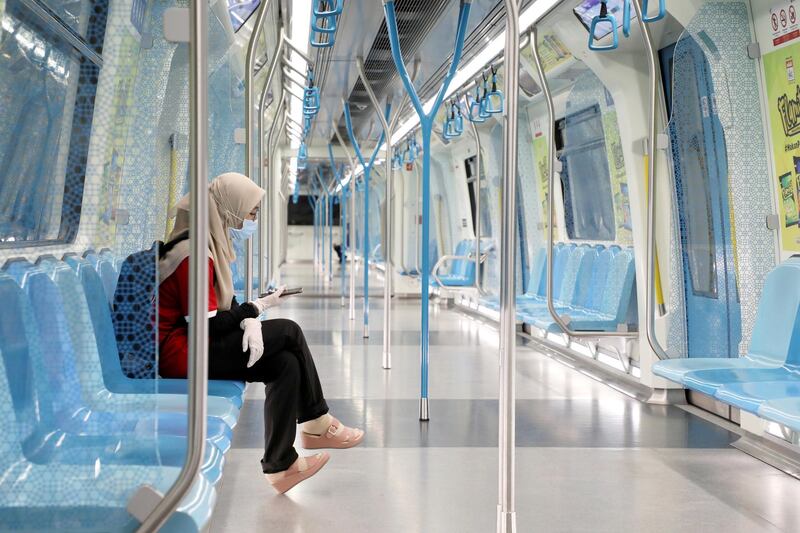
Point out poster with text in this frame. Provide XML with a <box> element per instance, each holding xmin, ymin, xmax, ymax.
<box><xmin>764</xmin><ymin>41</ymin><xmax>800</xmax><ymax>251</ymax></box>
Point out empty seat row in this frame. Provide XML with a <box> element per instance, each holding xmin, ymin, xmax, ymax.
<box><xmin>481</xmin><ymin>243</ymin><xmax>637</xmax><ymax>334</ymax></box>
<box><xmin>654</xmin><ymin>257</ymin><xmax>800</xmax><ymax>434</ymax></box>
<box><xmin>0</xmin><ymin>249</ymin><xmax>247</xmax><ymax>531</ymax></box>
<box><xmin>430</xmin><ymin>238</ymin><xmax>490</xmax><ymax>288</ymax></box>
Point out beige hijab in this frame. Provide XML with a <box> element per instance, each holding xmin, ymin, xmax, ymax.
<box><xmin>160</xmin><ymin>172</ymin><xmax>266</xmax><ymax>310</ymax></box>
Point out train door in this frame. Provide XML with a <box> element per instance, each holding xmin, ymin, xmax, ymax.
<box><xmin>660</xmin><ymin>38</ymin><xmax>741</xmax><ymax>358</ymax></box>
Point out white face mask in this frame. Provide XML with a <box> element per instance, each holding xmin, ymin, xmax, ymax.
<box><xmin>229</xmin><ymin>218</ymin><xmax>257</xmax><ymax>241</ymax></box>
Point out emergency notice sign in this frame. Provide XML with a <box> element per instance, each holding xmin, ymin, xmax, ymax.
<box><xmin>771</xmin><ymin>0</ymin><xmax>800</xmax><ymax>47</ymax></box>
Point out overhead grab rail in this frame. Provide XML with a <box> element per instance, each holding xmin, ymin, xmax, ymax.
<box><xmin>530</xmin><ymin>25</ymin><xmax>637</xmax><ymax>342</ymax></box>
<box><xmin>343</xmin><ymin>99</ymin><xmax>390</xmax><ymax>338</ymax></box>
<box><xmin>332</xmin><ymin>120</ymin><xmax>358</xmax><ymax>321</ymax></box>
<box><xmin>135</xmin><ymin>0</ymin><xmax>208</xmax><ymax>526</ymax></box>
<box><xmin>382</xmin><ymin>0</ymin><xmax>472</xmax><ymax>421</ymax></box>
<box><xmin>356</xmin><ymin>55</ymin><xmax>416</xmax><ymax>370</ymax></box>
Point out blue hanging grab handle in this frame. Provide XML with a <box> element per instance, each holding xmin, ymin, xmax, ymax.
<box><xmin>478</xmin><ymin>73</ymin><xmax>491</xmax><ymax>119</ymax></box>
<box><xmin>642</xmin><ymin>0</ymin><xmax>666</xmax><ymax>22</ymax></box>
<box><xmin>622</xmin><ymin>0</ymin><xmax>632</xmax><ymax>37</ymax></box>
<box><xmin>452</xmin><ymin>101</ymin><xmax>464</xmax><ymax>134</ymax></box>
<box><xmin>588</xmin><ymin>0</ymin><xmax>619</xmax><ymax>52</ymax></box>
<box><xmin>467</xmin><ymin>84</ymin><xmax>486</xmax><ymax>123</ymax></box>
<box><xmin>303</xmin><ymin>70</ymin><xmax>321</xmax><ymax>116</ymax></box>
<box><xmin>292</xmin><ymin>180</ymin><xmax>300</xmax><ymax>204</ymax></box>
<box><xmin>484</xmin><ymin>66</ymin><xmax>504</xmax><ymax>114</ymax></box>
<box><xmin>310</xmin><ymin>0</ymin><xmax>339</xmax><ymax>48</ymax></box>
<box><xmin>314</xmin><ymin>0</ymin><xmax>343</xmax><ymax>17</ymax></box>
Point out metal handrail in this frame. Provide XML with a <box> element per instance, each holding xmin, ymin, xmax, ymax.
<box><xmin>632</xmin><ymin>0</ymin><xmax>670</xmax><ymax>360</ymax></box>
<box><xmin>261</xmin><ymin>92</ymin><xmax>287</xmax><ymax>292</ymax></box>
<box><xmin>529</xmin><ymin>25</ymin><xmax>638</xmax><ymax>341</ymax></box>
<box><xmin>430</xmin><ymin>252</ymin><xmax>489</xmax><ymax>289</ymax></box>
<box><xmin>332</xmin><ymin>120</ymin><xmax>358</xmax><ymax>321</ymax></box>
<box><xmin>135</xmin><ymin>0</ymin><xmax>207</xmax><ymax>528</ymax></box>
<box><xmin>498</xmin><ymin>1</ymin><xmax>519</xmax><ymax>530</ymax></box>
<box><xmin>244</xmin><ymin>0</ymin><xmax>273</xmax><ymax>302</ymax></box>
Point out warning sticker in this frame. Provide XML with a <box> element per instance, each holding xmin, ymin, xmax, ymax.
<box><xmin>771</xmin><ymin>0</ymin><xmax>800</xmax><ymax>47</ymax></box>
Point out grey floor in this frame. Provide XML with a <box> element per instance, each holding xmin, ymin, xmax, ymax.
<box><xmin>209</xmin><ymin>263</ymin><xmax>800</xmax><ymax>532</ymax></box>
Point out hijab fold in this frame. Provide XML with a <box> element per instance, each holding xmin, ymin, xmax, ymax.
<box><xmin>159</xmin><ymin>172</ymin><xmax>266</xmax><ymax>311</ymax></box>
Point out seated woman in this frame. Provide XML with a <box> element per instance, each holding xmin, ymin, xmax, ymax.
<box><xmin>158</xmin><ymin>172</ymin><xmax>364</xmax><ymax>494</ymax></box>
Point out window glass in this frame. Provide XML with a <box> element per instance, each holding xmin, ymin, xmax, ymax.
<box><xmin>39</xmin><ymin>0</ymin><xmax>92</xmax><ymax>37</ymax></box>
<box><xmin>557</xmin><ymin>104</ymin><xmax>616</xmax><ymax>241</ymax></box>
<box><xmin>227</xmin><ymin>0</ymin><xmax>260</xmax><ymax>32</ymax></box>
<box><xmin>0</xmin><ymin>5</ymin><xmax>81</xmax><ymax>244</ymax></box>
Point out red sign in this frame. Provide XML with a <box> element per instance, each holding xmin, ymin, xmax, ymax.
<box><xmin>775</xmin><ymin>29</ymin><xmax>800</xmax><ymax>46</ymax></box>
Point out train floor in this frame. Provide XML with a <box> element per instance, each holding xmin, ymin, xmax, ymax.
<box><xmin>209</xmin><ymin>262</ymin><xmax>800</xmax><ymax>532</ymax></box>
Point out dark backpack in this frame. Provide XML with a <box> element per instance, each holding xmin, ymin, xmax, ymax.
<box><xmin>112</xmin><ymin>231</ymin><xmax>188</xmax><ymax>379</ymax></box>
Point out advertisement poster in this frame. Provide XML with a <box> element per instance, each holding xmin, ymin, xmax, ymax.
<box><xmin>764</xmin><ymin>41</ymin><xmax>800</xmax><ymax>250</ymax></box>
<box><xmin>531</xmin><ymin>128</ymin><xmax>550</xmax><ymax>238</ymax></box>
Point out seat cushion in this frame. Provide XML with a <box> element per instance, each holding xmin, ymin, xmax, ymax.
<box><xmin>684</xmin><ymin>367</ymin><xmax>800</xmax><ymax>397</ymax></box>
<box><xmin>759</xmin><ymin>398</ymin><xmax>800</xmax><ymax>432</ymax></box>
<box><xmin>713</xmin><ymin>378</ymin><xmax>800</xmax><ymax>413</ymax></box>
<box><xmin>652</xmin><ymin>357</ymin><xmax>775</xmax><ymax>386</ymax></box>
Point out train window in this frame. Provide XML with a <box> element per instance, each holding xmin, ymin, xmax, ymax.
<box><xmin>556</xmin><ymin>104</ymin><xmax>615</xmax><ymax>241</ymax></box>
<box><xmin>228</xmin><ymin>0</ymin><xmax>261</xmax><ymax>32</ymax></box>
<box><xmin>287</xmin><ymin>195</ymin><xmax>340</xmax><ymax>226</ymax></box>
<box><xmin>0</xmin><ymin>0</ymin><xmax>107</xmax><ymax>246</ymax></box>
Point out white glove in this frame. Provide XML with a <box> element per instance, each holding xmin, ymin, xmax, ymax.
<box><xmin>250</xmin><ymin>286</ymin><xmax>285</xmax><ymax>313</ymax></box>
<box><xmin>240</xmin><ymin>318</ymin><xmax>264</xmax><ymax>368</ymax></box>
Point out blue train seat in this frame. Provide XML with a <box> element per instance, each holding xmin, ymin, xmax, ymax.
<box><xmin>64</xmin><ymin>255</ymin><xmax>246</xmax><ymax>409</ymax></box>
<box><xmin>0</xmin><ymin>270</ymin><xmax>224</xmax><ymax>484</ymax></box>
<box><xmin>38</xmin><ymin>256</ymin><xmax>241</xmax><ymax>427</ymax></box>
<box><xmin>111</xmin><ymin>246</ymin><xmax>245</xmax><ymax>394</ymax></box>
<box><xmin>517</xmin><ymin>245</ymin><xmax>597</xmax><ymax>323</ymax></box>
<box><xmin>84</xmin><ymin>250</ymin><xmax>118</xmax><ymax>306</ymax></box>
<box><xmin>0</xmin><ymin>341</ymin><xmax>217</xmax><ymax>532</ymax></box>
<box><xmin>431</xmin><ymin>239</ymin><xmax>479</xmax><ymax>287</ymax></box>
<box><xmin>1</xmin><ymin>261</ymin><xmax>233</xmax><ymax>454</ymax></box>
<box><xmin>653</xmin><ymin>258</ymin><xmax>800</xmax><ymax>387</ymax></box>
<box><xmin>528</xmin><ymin>247</ymin><xmax>637</xmax><ymax>333</ymax></box>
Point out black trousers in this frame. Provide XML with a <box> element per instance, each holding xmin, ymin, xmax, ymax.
<box><xmin>208</xmin><ymin>318</ymin><xmax>329</xmax><ymax>473</ymax></box>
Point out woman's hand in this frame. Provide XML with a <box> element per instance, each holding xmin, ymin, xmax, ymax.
<box><xmin>251</xmin><ymin>286</ymin><xmax>285</xmax><ymax>313</ymax></box>
<box><xmin>240</xmin><ymin>318</ymin><xmax>264</xmax><ymax>367</ymax></box>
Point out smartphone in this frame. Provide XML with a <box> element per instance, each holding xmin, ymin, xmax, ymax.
<box><xmin>259</xmin><ymin>287</ymin><xmax>303</xmax><ymax>298</ymax></box>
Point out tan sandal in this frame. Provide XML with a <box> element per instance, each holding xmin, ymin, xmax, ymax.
<box><xmin>300</xmin><ymin>417</ymin><xmax>365</xmax><ymax>450</ymax></box>
<box><xmin>266</xmin><ymin>452</ymin><xmax>330</xmax><ymax>494</ymax></box>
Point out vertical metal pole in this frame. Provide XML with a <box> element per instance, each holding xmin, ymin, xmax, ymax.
<box><xmin>244</xmin><ymin>0</ymin><xmax>270</xmax><ymax>302</ymax></box>
<box><xmin>498</xmin><ymin>2</ymin><xmax>519</xmax><ymax>532</ymax></box>
<box><xmin>136</xmin><ymin>0</ymin><xmax>207</xmax><ymax>528</ymax></box>
<box><xmin>333</xmin><ymin>123</ymin><xmax>358</xmax><ymax>320</ymax></box>
<box><xmin>357</xmin><ymin>56</ymin><xmax>410</xmax><ymax>369</ymax></box>
<box><xmin>382</xmin><ymin>0</ymin><xmax>472</xmax><ymax>421</ymax></box>
<box><xmin>632</xmin><ymin>0</ymin><xmax>670</xmax><ymax>360</ymax></box>
<box><xmin>264</xmin><ymin>92</ymin><xmax>286</xmax><ymax>288</ymax></box>
<box><xmin>363</xmin><ymin>168</ymin><xmax>371</xmax><ymax>337</ymax></box>
<box><xmin>328</xmin><ymin>190</ymin><xmax>334</xmax><ymax>282</ymax></box>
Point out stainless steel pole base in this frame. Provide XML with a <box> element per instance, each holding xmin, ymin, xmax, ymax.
<box><xmin>497</xmin><ymin>509</ymin><xmax>516</xmax><ymax>533</ymax></box>
<box><xmin>363</xmin><ymin>325</ymin><xmax>369</xmax><ymax>338</ymax></box>
<box><xmin>341</xmin><ymin>296</ymin><xmax>346</xmax><ymax>308</ymax></box>
<box><xmin>419</xmin><ymin>397</ymin><xmax>429</xmax><ymax>421</ymax></box>
<box><xmin>382</xmin><ymin>350</ymin><xmax>391</xmax><ymax>370</ymax></box>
